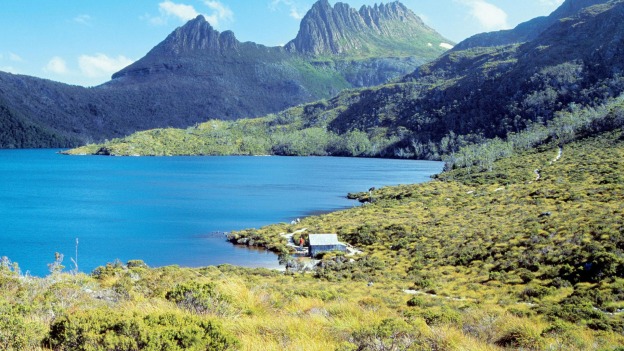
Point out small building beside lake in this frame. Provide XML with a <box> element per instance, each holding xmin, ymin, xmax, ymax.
<box><xmin>308</xmin><ymin>234</ymin><xmax>347</xmax><ymax>257</ymax></box>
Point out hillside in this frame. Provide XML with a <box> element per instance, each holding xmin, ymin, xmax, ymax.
<box><xmin>4</xmin><ymin>104</ymin><xmax>624</xmax><ymax>350</ymax></box>
<box><xmin>453</xmin><ymin>0</ymin><xmax>605</xmax><ymax>50</ymax></box>
<box><xmin>0</xmin><ymin>1</ymin><xmax>450</xmax><ymax>149</ymax></box>
<box><xmin>68</xmin><ymin>0</ymin><xmax>624</xmax><ymax>160</ymax></box>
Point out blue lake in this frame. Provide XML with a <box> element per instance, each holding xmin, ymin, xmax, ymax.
<box><xmin>0</xmin><ymin>150</ymin><xmax>443</xmax><ymax>276</ymax></box>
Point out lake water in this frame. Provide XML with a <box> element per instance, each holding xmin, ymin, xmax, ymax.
<box><xmin>0</xmin><ymin>150</ymin><xmax>443</xmax><ymax>276</ymax></box>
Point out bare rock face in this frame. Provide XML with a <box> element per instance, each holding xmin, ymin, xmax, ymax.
<box><xmin>285</xmin><ymin>0</ymin><xmax>441</xmax><ymax>56</ymax></box>
<box><xmin>112</xmin><ymin>15</ymin><xmax>240</xmax><ymax>79</ymax></box>
<box><xmin>157</xmin><ymin>15</ymin><xmax>239</xmax><ymax>54</ymax></box>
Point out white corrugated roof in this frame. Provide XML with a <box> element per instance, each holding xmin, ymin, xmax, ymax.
<box><xmin>309</xmin><ymin>234</ymin><xmax>340</xmax><ymax>246</ymax></box>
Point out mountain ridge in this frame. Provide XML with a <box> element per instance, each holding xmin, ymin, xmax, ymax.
<box><xmin>285</xmin><ymin>0</ymin><xmax>445</xmax><ymax>56</ymax></box>
<box><xmin>453</xmin><ymin>0</ymin><xmax>605</xmax><ymax>50</ymax></box>
<box><xmin>0</xmin><ymin>0</ymin><xmax>451</xmax><ymax>148</ymax></box>
<box><xmin>66</xmin><ymin>0</ymin><xmax>624</xmax><ymax>159</ymax></box>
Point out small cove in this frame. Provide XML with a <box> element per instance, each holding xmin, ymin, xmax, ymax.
<box><xmin>0</xmin><ymin>150</ymin><xmax>443</xmax><ymax>276</ymax></box>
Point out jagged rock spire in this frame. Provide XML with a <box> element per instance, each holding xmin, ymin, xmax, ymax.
<box><xmin>285</xmin><ymin>1</ymin><xmax>435</xmax><ymax>55</ymax></box>
<box><xmin>157</xmin><ymin>15</ymin><xmax>239</xmax><ymax>55</ymax></box>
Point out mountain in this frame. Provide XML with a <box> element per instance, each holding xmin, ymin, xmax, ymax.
<box><xmin>453</xmin><ymin>0</ymin><xmax>605</xmax><ymax>50</ymax></box>
<box><xmin>67</xmin><ymin>0</ymin><xmax>624</xmax><ymax>159</ymax></box>
<box><xmin>285</xmin><ymin>0</ymin><xmax>448</xmax><ymax>57</ymax></box>
<box><xmin>0</xmin><ymin>0</ymin><xmax>451</xmax><ymax>148</ymax></box>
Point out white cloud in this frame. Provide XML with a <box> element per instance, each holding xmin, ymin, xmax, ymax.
<box><xmin>440</xmin><ymin>43</ymin><xmax>454</xmax><ymax>50</ymax></box>
<box><xmin>9</xmin><ymin>52</ymin><xmax>23</xmax><ymax>62</ymax></box>
<box><xmin>74</xmin><ymin>14</ymin><xmax>93</xmax><ymax>25</ymax></box>
<box><xmin>159</xmin><ymin>1</ymin><xmax>199</xmax><ymax>22</ymax></box>
<box><xmin>459</xmin><ymin>0</ymin><xmax>510</xmax><ymax>31</ymax></box>
<box><xmin>78</xmin><ymin>54</ymin><xmax>133</xmax><ymax>78</ymax></box>
<box><xmin>539</xmin><ymin>0</ymin><xmax>564</xmax><ymax>7</ymax></box>
<box><xmin>204</xmin><ymin>1</ymin><xmax>234</xmax><ymax>24</ymax></box>
<box><xmin>45</xmin><ymin>56</ymin><xmax>69</xmax><ymax>75</ymax></box>
<box><xmin>146</xmin><ymin>1</ymin><xmax>233</xmax><ymax>28</ymax></box>
<box><xmin>270</xmin><ymin>0</ymin><xmax>304</xmax><ymax>20</ymax></box>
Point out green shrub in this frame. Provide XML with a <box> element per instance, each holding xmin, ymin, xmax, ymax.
<box><xmin>126</xmin><ymin>260</ymin><xmax>149</xmax><ymax>269</ymax></box>
<box><xmin>349</xmin><ymin>318</ymin><xmax>422</xmax><ymax>351</ymax></box>
<box><xmin>91</xmin><ymin>260</ymin><xmax>126</xmax><ymax>280</ymax></box>
<box><xmin>0</xmin><ymin>303</ymin><xmax>45</xmax><ymax>351</ymax></box>
<box><xmin>45</xmin><ymin>308</ymin><xmax>237</xmax><ymax>351</ymax></box>
<box><xmin>518</xmin><ymin>285</ymin><xmax>552</xmax><ymax>301</ymax></box>
<box><xmin>407</xmin><ymin>296</ymin><xmax>425</xmax><ymax>308</ymax></box>
<box><xmin>166</xmin><ymin>281</ymin><xmax>232</xmax><ymax>315</ymax></box>
<box><xmin>495</xmin><ymin>323</ymin><xmax>543</xmax><ymax>349</ymax></box>
<box><xmin>420</xmin><ymin>307</ymin><xmax>461</xmax><ymax>326</ymax></box>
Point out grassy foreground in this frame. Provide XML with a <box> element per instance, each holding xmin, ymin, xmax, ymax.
<box><xmin>3</xmin><ymin>129</ymin><xmax>624</xmax><ymax>350</ymax></box>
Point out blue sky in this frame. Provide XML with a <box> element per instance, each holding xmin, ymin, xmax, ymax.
<box><xmin>0</xmin><ymin>0</ymin><xmax>564</xmax><ymax>87</ymax></box>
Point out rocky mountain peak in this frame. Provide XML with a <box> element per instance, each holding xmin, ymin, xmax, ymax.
<box><xmin>285</xmin><ymin>0</ymin><xmax>436</xmax><ymax>56</ymax></box>
<box><xmin>158</xmin><ymin>15</ymin><xmax>239</xmax><ymax>55</ymax></box>
<box><xmin>111</xmin><ymin>15</ymin><xmax>240</xmax><ymax>79</ymax></box>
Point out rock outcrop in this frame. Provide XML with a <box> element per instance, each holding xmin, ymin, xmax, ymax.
<box><xmin>286</xmin><ymin>0</ymin><xmax>447</xmax><ymax>56</ymax></box>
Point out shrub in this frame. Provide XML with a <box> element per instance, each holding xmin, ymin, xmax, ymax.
<box><xmin>407</xmin><ymin>296</ymin><xmax>425</xmax><ymax>308</ymax></box>
<box><xmin>91</xmin><ymin>260</ymin><xmax>126</xmax><ymax>280</ymax></box>
<box><xmin>127</xmin><ymin>260</ymin><xmax>149</xmax><ymax>269</ymax></box>
<box><xmin>0</xmin><ymin>304</ymin><xmax>45</xmax><ymax>351</ymax></box>
<box><xmin>45</xmin><ymin>308</ymin><xmax>237</xmax><ymax>351</ymax></box>
<box><xmin>518</xmin><ymin>285</ymin><xmax>552</xmax><ymax>301</ymax></box>
<box><xmin>495</xmin><ymin>323</ymin><xmax>543</xmax><ymax>349</ymax></box>
<box><xmin>166</xmin><ymin>281</ymin><xmax>232</xmax><ymax>316</ymax></box>
<box><xmin>421</xmin><ymin>307</ymin><xmax>462</xmax><ymax>326</ymax></box>
<box><xmin>349</xmin><ymin>318</ymin><xmax>422</xmax><ymax>351</ymax></box>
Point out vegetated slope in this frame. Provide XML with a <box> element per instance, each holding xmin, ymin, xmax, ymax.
<box><xmin>4</xmin><ymin>108</ymin><xmax>624</xmax><ymax>349</ymax></box>
<box><xmin>227</xmin><ymin>100</ymin><xmax>624</xmax><ymax>343</ymax></box>
<box><xmin>68</xmin><ymin>0</ymin><xmax>624</xmax><ymax>160</ymax></box>
<box><xmin>0</xmin><ymin>96</ymin><xmax>77</xmax><ymax>148</ymax></box>
<box><xmin>0</xmin><ymin>0</ymin><xmax>451</xmax><ymax>149</ymax></box>
<box><xmin>453</xmin><ymin>0</ymin><xmax>605</xmax><ymax>50</ymax></box>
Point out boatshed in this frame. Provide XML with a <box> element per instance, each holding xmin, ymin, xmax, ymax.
<box><xmin>308</xmin><ymin>234</ymin><xmax>347</xmax><ymax>257</ymax></box>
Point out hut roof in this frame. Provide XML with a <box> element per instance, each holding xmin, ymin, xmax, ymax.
<box><xmin>309</xmin><ymin>234</ymin><xmax>341</xmax><ymax>246</ymax></box>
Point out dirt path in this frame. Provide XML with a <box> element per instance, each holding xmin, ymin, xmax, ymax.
<box><xmin>550</xmin><ymin>147</ymin><xmax>563</xmax><ymax>164</ymax></box>
<box><xmin>534</xmin><ymin>147</ymin><xmax>563</xmax><ymax>181</ymax></box>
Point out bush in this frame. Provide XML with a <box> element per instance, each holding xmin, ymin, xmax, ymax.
<box><xmin>407</xmin><ymin>296</ymin><xmax>425</xmax><ymax>308</ymax></box>
<box><xmin>45</xmin><ymin>308</ymin><xmax>237</xmax><ymax>351</ymax></box>
<box><xmin>420</xmin><ymin>307</ymin><xmax>461</xmax><ymax>326</ymax></box>
<box><xmin>166</xmin><ymin>281</ymin><xmax>232</xmax><ymax>316</ymax></box>
<box><xmin>349</xmin><ymin>318</ymin><xmax>422</xmax><ymax>351</ymax></box>
<box><xmin>518</xmin><ymin>285</ymin><xmax>552</xmax><ymax>301</ymax></box>
<box><xmin>495</xmin><ymin>323</ymin><xmax>543</xmax><ymax>349</ymax></box>
<box><xmin>127</xmin><ymin>260</ymin><xmax>149</xmax><ymax>269</ymax></box>
<box><xmin>0</xmin><ymin>304</ymin><xmax>45</xmax><ymax>351</ymax></box>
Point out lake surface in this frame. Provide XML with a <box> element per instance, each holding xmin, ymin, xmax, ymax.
<box><xmin>0</xmin><ymin>150</ymin><xmax>443</xmax><ymax>276</ymax></box>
